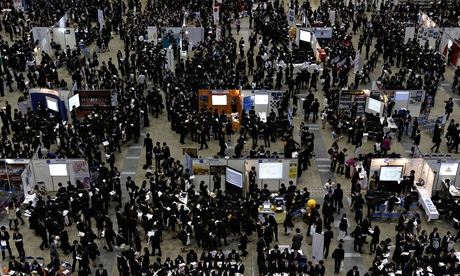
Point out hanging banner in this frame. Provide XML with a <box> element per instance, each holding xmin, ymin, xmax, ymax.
<box><xmin>97</xmin><ymin>9</ymin><xmax>105</xmax><ymax>30</ymax></box>
<box><xmin>312</xmin><ymin>232</ymin><xmax>324</xmax><ymax>262</ymax></box>
<box><xmin>353</xmin><ymin>50</ymin><xmax>360</xmax><ymax>73</ymax></box>
<box><xmin>213</xmin><ymin>5</ymin><xmax>220</xmax><ymax>25</ymax></box>
<box><xmin>288</xmin><ymin>8</ymin><xmax>295</xmax><ymax>26</ymax></box>
<box><xmin>72</xmin><ymin>160</ymin><xmax>91</xmax><ymax>188</ymax></box>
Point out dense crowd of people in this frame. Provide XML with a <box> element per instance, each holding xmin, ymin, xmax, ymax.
<box><xmin>0</xmin><ymin>0</ymin><xmax>459</xmax><ymax>275</ymax></box>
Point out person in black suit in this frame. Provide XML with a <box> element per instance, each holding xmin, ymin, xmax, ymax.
<box><xmin>71</xmin><ymin>240</ymin><xmax>82</xmax><ymax>273</ymax></box>
<box><xmin>0</xmin><ymin>226</ymin><xmax>12</xmax><ymax>260</ymax></box>
<box><xmin>12</xmin><ymin>228</ymin><xmax>25</xmax><ymax>259</ymax></box>
<box><xmin>95</xmin><ymin>264</ymin><xmax>108</xmax><ymax>276</ymax></box>
<box><xmin>143</xmin><ymin>133</ymin><xmax>153</xmax><ymax>167</ymax></box>
<box><xmin>332</xmin><ymin>243</ymin><xmax>345</xmax><ymax>274</ymax></box>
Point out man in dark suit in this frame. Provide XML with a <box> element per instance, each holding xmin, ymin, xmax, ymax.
<box><xmin>71</xmin><ymin>240</ymin><xmax>82</xmax><ymax>273</ymax></box>
<box><xmin>143</xmin><ymin>133</ymin><xmax>153</xmax><ymax>167</ymax></box>
<box><xmin>95</xmin><ymin>264</ymin><xmax>108</xmax><ymax>276</ymax></box>
<box><xmin>12</xmin><ymin>228</ymin><xmax>25</xmax><ymax>259</ymax></box>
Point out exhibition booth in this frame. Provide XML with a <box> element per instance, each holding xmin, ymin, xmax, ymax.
<box><xmin>185</xmin><ymin>155</ymin><xmax>298</xmax><ymax>194</ymax></box>
<box><xmin>71</xmin><ymin>90</ymin><xmax>115</xmax><ymax>117</ymax></box>
<box><xmin>32</xmin><ymin>13</ymin><xmax>77</xmax><ymax>54</ymax></box>
<box><xmin>240</xmin><ymin>90</ymin><xmax>285</xmax><ymax>121</ymax></box>
<box><xmin>439</xmin><ymin>28</ymin><xmax>460</xmax><ymax>66</ymax></box>
<box><xmin>290</xmin><ymin>27</ymin><xmax>323</xmax><ymax>63</ymax></box>
<box><xmin>368</xmin><ymin>157</ymin><xmax>460</xmax><ymax>221</ymax></box>
<box><xmin>0</xmin><ymin>159</ymin><xmax>29</xmax><ymax>210</ymax></box>
<box><xmin>198</xmin><ymin>89</ymin><xmax>242</xmax><ymax>129</ymax></box>
<box><xmin>29</xmin><ymin>88</ymin><xmax>70</xmax><ymax>121</ymax></box>
<box><xmin>24</xmin><ymin>158</ymin><xmax>91</xmax><ymax>196</ymax></box>
<box><xmin>147</xmin><ymin>26</ymin><xmax>204</xmax><ymax>51</ymax></box>
<box><xmin>338</xmin><ymin>89</ymin><xmax>371</xmax><ymax>116</ymax></box>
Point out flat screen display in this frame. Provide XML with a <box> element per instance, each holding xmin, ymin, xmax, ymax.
<box><xmin>299</xmin><ymin>30</ymin><xmax>311</xmax><ymax>42</ymax></box>
<box><xmin>379</xmin><ymin>166</ymin><xmax>403</xmax><ymax>181</ymax></box>
<box><xmin>226</xmin><ymin>167</ymin><xmax>243</xmax><ymax>188</ymax></box>
<box><xmin>395</xmin><ymin>91</ymin><xmax>409</xmax><ymax>101</ymax></box>
<box><xmin>259</xmin><ymin>162</ymin><xmax>283</xmax><ymax>179</ymax></box>
<box><xmin>68</xmin><ymin>94</ymin><xmax>80</xmax><ymax>111</ymax></box>
<box><xmin>49</xmin><ymin>164</ymin><xmax>68</xmax><ymax>176</ymax></box>
<box><xmin>212</xmin><ymin>95</ymin><xmax>227</xmax><ymax>106</ymax></box>
<box><xmin>440</xmin><ymin>163</ymin><xmax>458</xmax><ymax>176</ymax></box>
<box><xmin>46</xmin><ymin>96</ymin><xmax>59</xmax><ymax>112</ymax></box>
<box><xmin>255</xmin><ymin>94</ymin><xmax>269</xmax><ymax>105</ymax></box>
<box><xmin>367</xmin><ymin>98</ymin><xmax>382</xmax><ymax>114</ymax></box>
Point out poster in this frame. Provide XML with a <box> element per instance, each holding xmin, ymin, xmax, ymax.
<box><xmin>353</xmin><ymin>50</ymin><xmax>360</xmax><ymax>73</ymax></box>
<box><xmin>72</xmin><ymin>160</ymin><xmax>91</xmax><ymax>188</ymax></box>
<box><xmin>289</xmin><ymin>163</ymin><xmax>298</xmax><ymax>178</ymax></box>
<box><xmin>288</xmin><ymin>8</ymin><xmax>295</xmax><ymax>26</ymax></box>
<box><xmin>192</xmin><ymin>161</ymin><xmax>210</xmax><ymax>175</ymax></box>
<box><xmin>312</xmin><ymin>232</ymin><xmax>324</xmax><ymax>262</ymax></box>
<box><xmin>213</xmin><ymin>5</ymin><xmax>220</xmax><ymax>25</ymax></box>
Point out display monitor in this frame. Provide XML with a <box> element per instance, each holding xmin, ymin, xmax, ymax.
<box><xmin>226</xmin><ymin>167</ymin><xmax>243</xmax><ymax>188</ymax></box>
<box><xmin>299</xmin><ymin>30</ymin><xmax>311</xmax><ymax>42</ymax></box>
<box><xmin>440</xmin><ymin>163</ymin><xmax>458</xmax><ymax>176</ymax></box>
<box><xmin>212</xmin><ymin>95</ymin><xmax>227</xmax><ymax>106</ymax></box>
<box><xmin>367</xmin><ymin>98</ymin><xmax>382</xmax><ymax>114</ymax></box>
<box><xmin>259</xmin><ymin>162</ymin><xmax>283</xmax><ymax>179</ymax></box>
<box><xmin>395</xmin><ymin>91</ymin><xmax>409</xmax><ymax>101</ymax></box>
<box><xmin>46</xmin><ymin>96</ymin><xmax>59</xmax><ymax>112</ymax></box>
<box><xmin>379</xmin><ymin>166</ymin><xmax>403</xmax><ymax>181</ymax></box>
<box><xmin>68</xmin><ymin>94</ymin><xmax>80</xmax><ymax>111</ymax></box>
<box><xmin>49</xmin><ymin>164</ymin><xmax>68</xmax><ymax>176</ymax></box>
<box><xmin>255</xmin><ymin>94</ymin><xmax>269</xmax><ymax>105</ymax></box>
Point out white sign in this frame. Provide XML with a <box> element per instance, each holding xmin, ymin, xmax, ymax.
<box><xmin>97</xmin><ymin>9</ymin><xmax>105</xmax><ymax>30</ymax></box>
<box><xmin>213</xmin><ymin>5</ymin><xmax>220</xmax><ymax>25</ymax></box>
<box><xmin>288</xmin><ymin>8</ymin><xmax>295</xmax><ymax>26</ymax></box>
<box><xmin>353</xmin><ymin>50</ymin><xmax>360</xmax><ymax>73</ymax></box>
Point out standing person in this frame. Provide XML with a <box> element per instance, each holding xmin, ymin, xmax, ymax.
<box><xmin>212</xmin><ymin>171</ymin><xmax>222</xmax><ymax>191</ymax></box>
<box><xmin>143</xmin><ymin>133</ymin><xmax>153</xmax><ymax>168</ymax></box>
<box><xmin>199</xmin><ymin>126</ymin><xmax>208</xmax><ymax>150</ymax></box>
<box><xmin>153</xmin><ymin>142</ymin><xmax>162</xmax><ymax>170</ymax></box>
<box><xmin>95</xmin><ymin>264</ymin><xmax>108</xmax><ymax>276</ymax></box>
<box><xmin>323</xmin><ymin>225</ymin><xmax>333</xmax><ymax>258</ymax></box>
<box><xmin>347</xmin><ymin>265</ymin><xmax>360</xmax><ymax>276</ymax></box>
<box><xmin>239</xmin><ymin>232</ymin><xmax>248</xmax><ymax>257</ymax></box>
<box><xmin>333</xmin><ymin>184</ymin><xmax>344</xmax><ymax>213</ymax></box>
<box><xmin>332</xmin><ymin>243</ymin><xmax>345</xmax><ymax>274</ymax></box>
<box><xmin>71</xmin><ymin>240</ymin><xmax>82</xmax><ymax>273</ymax></box>
<box><xmin>445</xmin><ymin>98</ymin><xmax>454</xmax><ymax>120</ymax></box>
<box><xmin>6</xmin><ymin>202</ymin><xmax>18</xmax><ymax>230</ymax></box>
<box><xmin>0</xmin><ymin>226</ymin><xmax>12</xmax><ymax>260</ymax></box>
<box><xmin>283</xmin><ymin>212</ymin><xmax>294</xmax><ymax>235</ymax></box>
<box><xmin>12</xmin><ymin>228</ymin><xmax>24</xmax><ymax>259</ymax></box>
<box><xmin>431</xmin><ymin>121</ymin><xmax>442</xmax><ymax>153</ymax></box>
<box><xmin>248</xmin><ymin>167</ymin><xmax>257</xmax><ymax>193</ymax></box>
<box><xmin>291</xmin><ymin>228</ymin><xmax>303</xmax><ymax>251</ymax></box>
<box><xmin>370</xmin><ymin>225</ymin><xmax>380</xmax><ymax>255</ymax></box>
<box><xmin>268</xmin><ymin>215</ymin><xmax>278</xmax><ymax>242</ymax></box>
<box><xmin>337</xmin><ymin>149</ymin><xmax>347</xmax><ymax>174</ymax></box>
<box><xmin>235</xmin><ymin>17</ymin><xmax>241</xmax><ymax>35</ymax></box>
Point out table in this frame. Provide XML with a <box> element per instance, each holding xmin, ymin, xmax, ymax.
<box><xmin>442</xmin><ymin>179</ymin><xmax>460</xmax><ymax>197</ymax></box>
<box><xmin>416</xmin><ymin>186</ymin><xmax>439</xmax><ymax>221</ymax></box>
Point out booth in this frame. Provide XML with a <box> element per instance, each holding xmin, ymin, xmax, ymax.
<box><xmin>186</xmin><ymin>155</ymin><xmax>298</xmax><ymax>194</ymax></box>
<box><xmin>439</xmin><ymin>28</ymin><xmax>460</xmax><ymax>66</ymax></box>
<box><xmin>338</xmin><ymin>89</ymin><xmax>370</xmax><ymax>116</ymax></box>
<box><xmin>240</xmin><ymin>90</ymin><xmax>285</xmax><ymax>121</ymax></box>
<box><xmin>367</xmin><ymin>158</ymin><xmax>460</xmax><ymax>221</ymax></box>
<box><xmin>381</xmin><ymin>90</ymin><xmax>425</xmax><ymax>116</ymax></box>
<box><xmin>198</xmin><ymin>89</ymin><xmax>242</xmax><ymax>129</ymax></box>
<box><xmin>29</xmin><ymin>88</ymin><xmax>69</xmax><ymax>121</ymax></box>
<box><xmin>32</xmin><ymin>26</ymin><xmax>77</xmax><ymax>55</ymax></box>
<box><xmin>25</xmin><ymin>158</ymin><xmax>91</xmax><ymax>194</ymax></box>
<box><xmin>0</xmin><ymin>159</ymin><xmax>29</xmax><ymax>208</ymax></box>
<box><xmin>149</xmin><ymin>27</ymin><xmax>204</xmax><ymax>51</ymax></box>
<box><xmin>73</xmin><ymin>90</ymin><xmax>114</xmax><ymax>117</ymax></box>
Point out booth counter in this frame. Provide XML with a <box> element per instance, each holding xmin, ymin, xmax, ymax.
<box><xmin>186</xmin><ymin>155</ymin><xmax>298</xmax><ymax>194</ymax></box>
<box><xmin>416</xmin><ymin>186</ymin><xmax>440</xmax><ymax>221</ymax></box>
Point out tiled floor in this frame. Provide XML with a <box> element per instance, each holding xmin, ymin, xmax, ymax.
<box><xmin>0</xmin><ymin>0</ymin><xmax>459</xmax><ymax>275</ymax></box>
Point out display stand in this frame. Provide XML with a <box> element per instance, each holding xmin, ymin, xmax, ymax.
<box><xmin>187</xmin><ymin>157</ymin><xmax>298</xmax><ymax>193</ymax></box>
<box><xmin>198</xmin><ymin>89</ymin><xmax>242</xmax><ymax>129</ymax></box>
<box><xmin>75</xmin><ymin>90</ymin><xmax>112</xmax><ymax>117</ymax></box>
<box><xmin>339</xmin><ymin>89</ymin><xmax>370</xmax><ymax>115</ymax></box>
